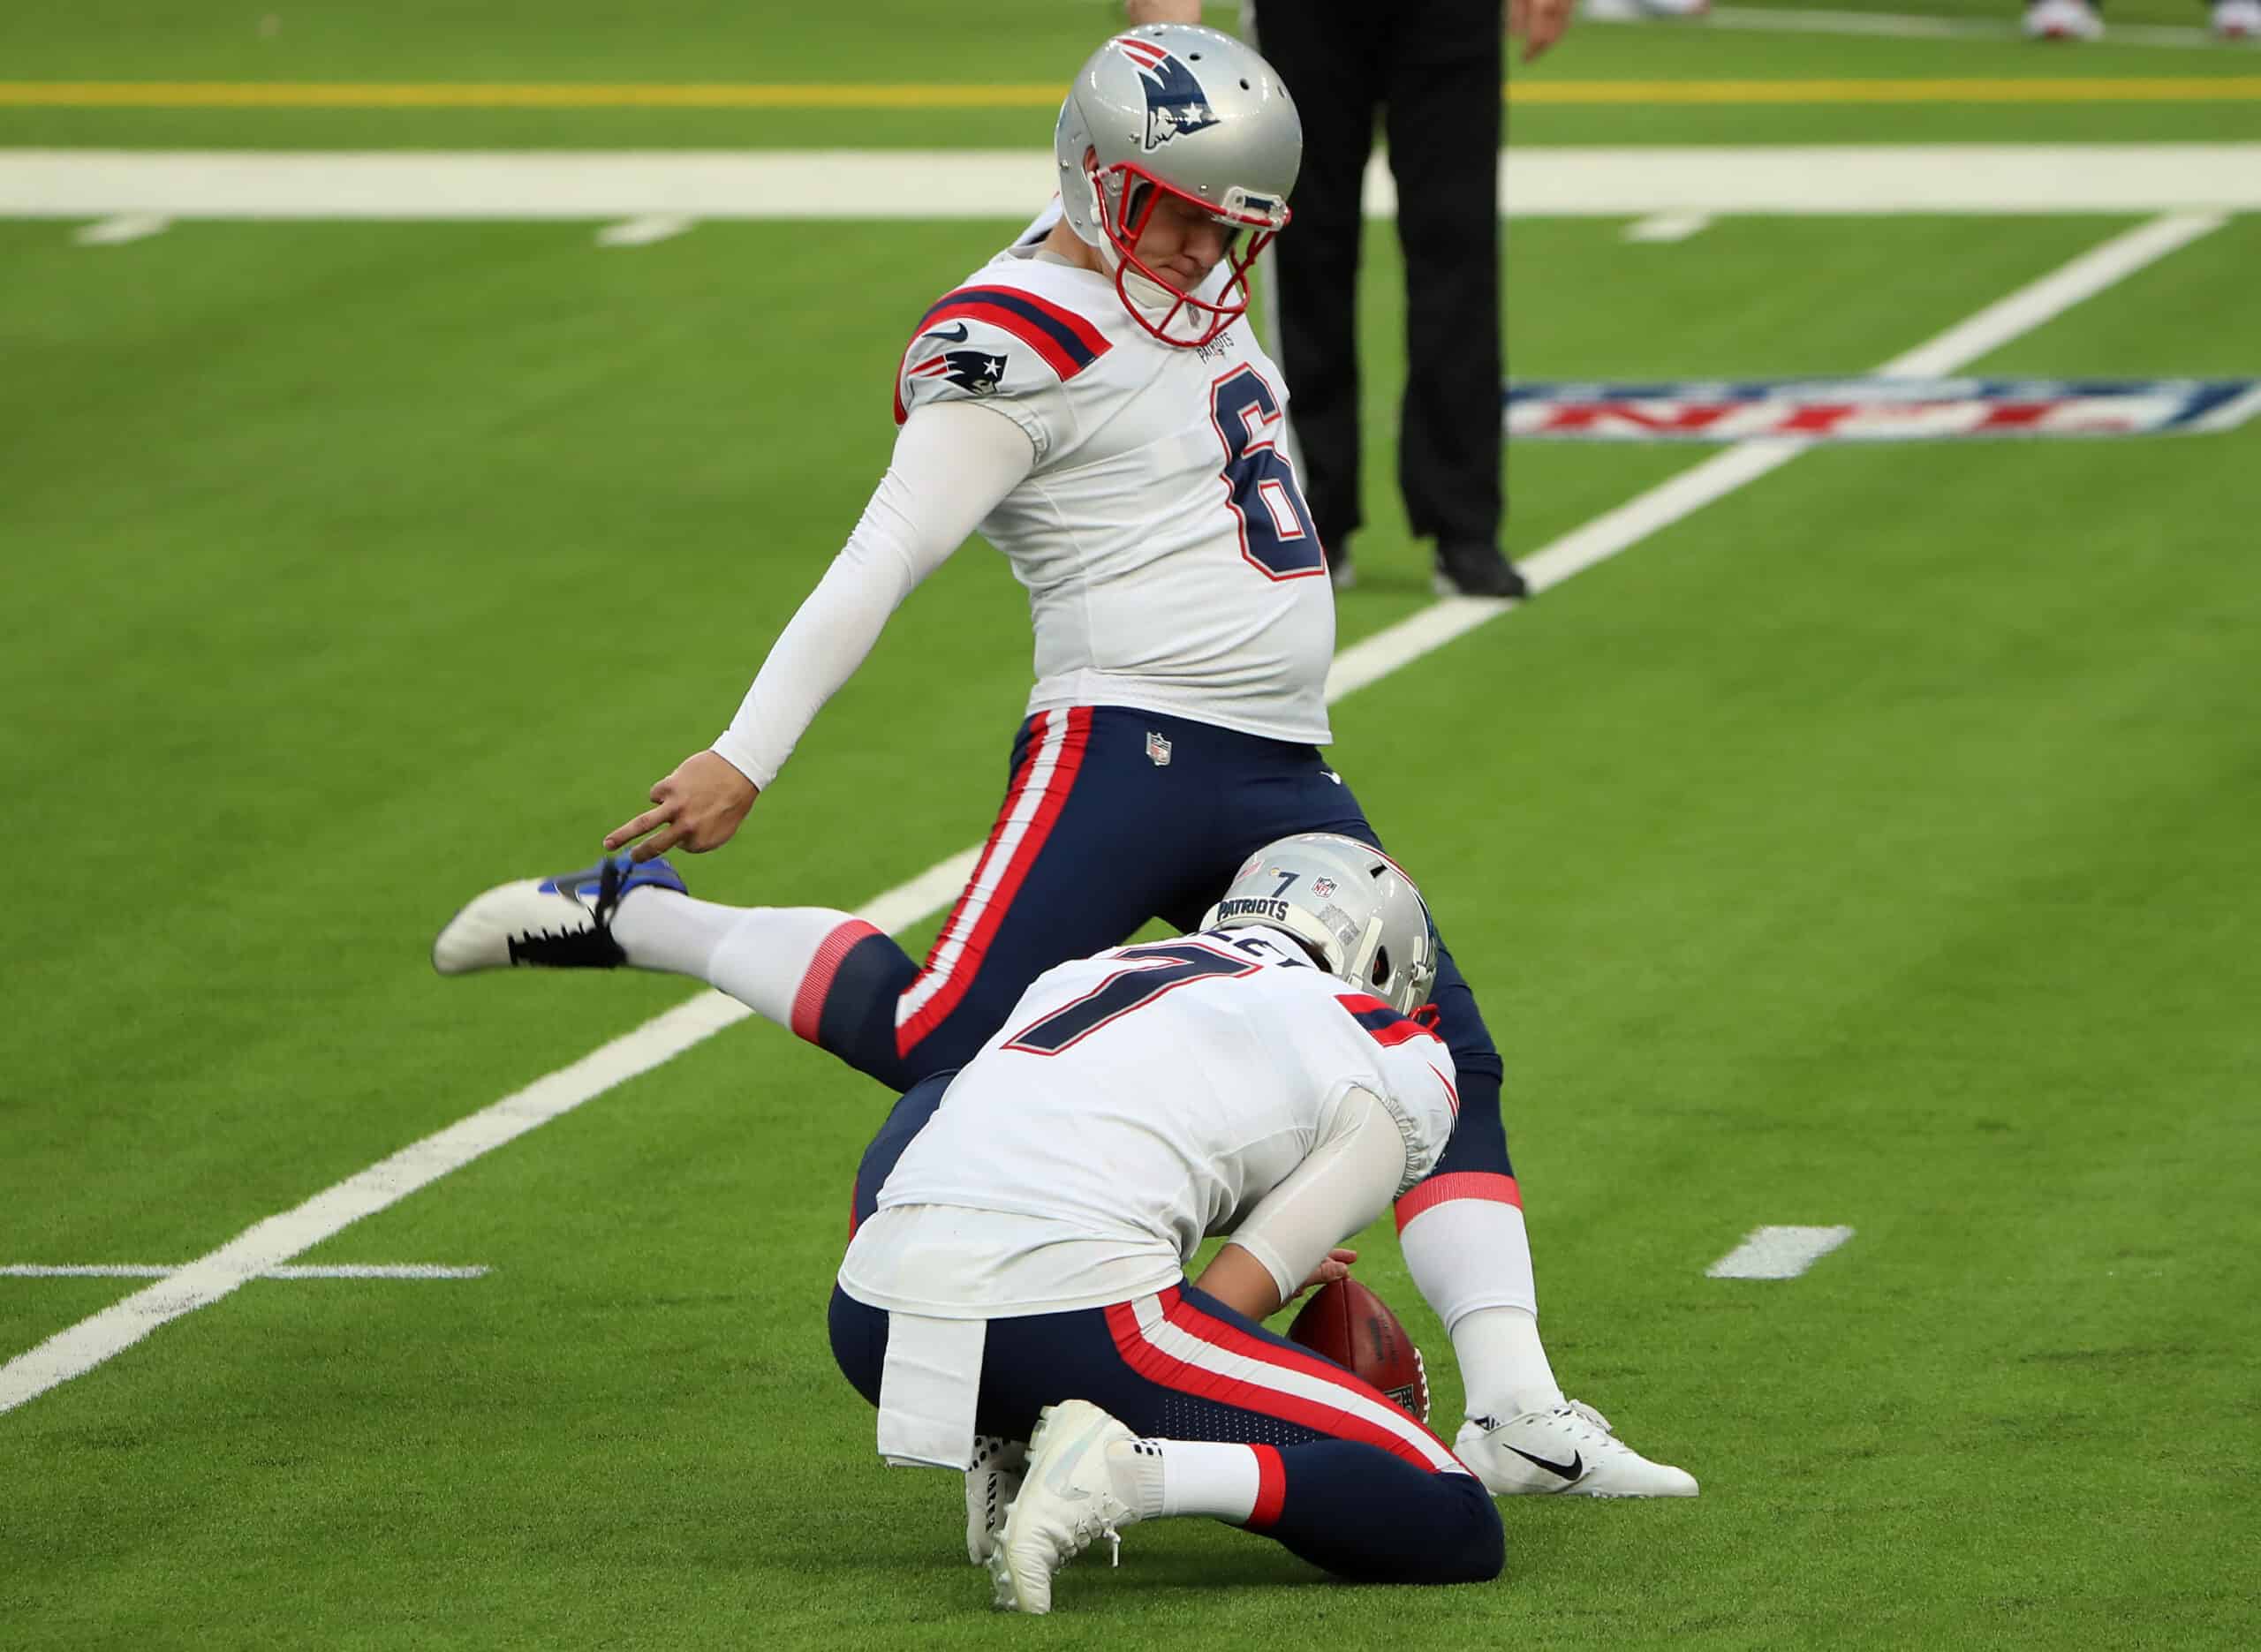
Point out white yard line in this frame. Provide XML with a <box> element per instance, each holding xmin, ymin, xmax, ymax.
<box><xmin>2</xmin><ymin>146</ymin><xmax>2258</xmax><ymax>222</ymax></box>
<box><xmin>72</xmin><ymin>211</ymin><xmax>170</xmax><ymax>245</ymax></box>
<box><xmin>0</xmin><ymin>210</ymin><xmax>2224</xmax><ymax>1418</ymax></box>
<box><xmin>1623</xmin><ymin>212</ymin><xmax>1712</xmax><ymax>243</ymax></box>
<box><xmin>1706</xmin><ymin>1226</ymin><xmax>1857</xmax><ymax>1279</ymax></box>
<box><xmin>594</xmin><ymin>213</ymin><xmax>693</xmax><ymax>247</ymax></box>
<box><xmin>3</xmin><ymin>1264</ymin><xmax>488</xmax><ymax>1279</ymax></box>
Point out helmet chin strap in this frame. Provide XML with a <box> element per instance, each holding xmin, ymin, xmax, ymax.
<box><xmin>1122</xmin><ymin>264</ymin><xmax>1181</xmax><ymax>313</ymax></box>
<box><xmin>1089</xmin><ymin>223</ymin><xmax>1184</xmax><ymax>313</ymax></box>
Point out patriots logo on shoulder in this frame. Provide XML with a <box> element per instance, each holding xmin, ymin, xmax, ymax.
<box><xmin>1115</xmin><ymin>34</ymin><xmax>1220</xmax><ymax>152</ymax></box>
<box><xmin>908</xmin><ymin>348</ymin><xmax>1007</xmax><ymax>396</ymax></box>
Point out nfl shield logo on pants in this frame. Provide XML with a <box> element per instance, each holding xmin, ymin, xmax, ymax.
<box><xmin>1146</xmin><ymin>731</ymin><xmax>1173</xmax><ymax>767</ymax></box>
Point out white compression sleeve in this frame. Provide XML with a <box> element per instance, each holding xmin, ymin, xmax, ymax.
<box><xmin>710</xmin><ymin>399</ymin><xmax>1035</xmax><ymax>789</ymax></box>
<box><xmin>1227</xmin><ymin>1087</ymin><xmax>1412</xmax><ymax>1305</ymax></box>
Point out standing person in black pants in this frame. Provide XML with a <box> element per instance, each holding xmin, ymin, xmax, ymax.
<box><xmin>1130</xmin><ymin>0</ymin><xmax>1573</xmax><ymax>597</ymax></box>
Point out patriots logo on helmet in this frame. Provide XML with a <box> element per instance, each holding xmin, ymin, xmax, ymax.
<box><xmin>1115</xmin><ymin>34</ymin><xmax>1220</xmax><ymax>152</ymax></box>
<box><xmin>908</xmin><ymin>347</ymin><xmax>1007</xmax><ymax>396</ymax></box>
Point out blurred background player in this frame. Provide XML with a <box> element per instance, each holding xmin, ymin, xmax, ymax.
<box><xmin>2023</xmin><ymin>0</ymin><xmax>2257</xmax><ymax>40</ymax></box>
<box><xmin>436</xmin><ymin>24</ymin><xmax>1694</xmax><ymax>1500</ymax></box>
<box><xmin>1131</xmin><ymin>0</ymin><xmax>1576</xmax><ymax>595</ymax></box>
<box><xmin>831</xmin><ymin>837</ymin><xmax>1500</xmax><ymax>1612</ymax></box>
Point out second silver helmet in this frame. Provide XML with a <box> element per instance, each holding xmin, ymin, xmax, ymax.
<box><xmin>1202</xmin><ymin>833</ymin><xmax>1441</xmax><ymax>1015</ymax></box>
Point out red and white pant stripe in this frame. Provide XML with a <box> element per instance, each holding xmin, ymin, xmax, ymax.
<box><xmin>894</xmin><ymin>707</ymin><xmax>1090</xmax><ymax>1055</ymax></box>
<box><xmin>1104</xmin><ymin>1287</ymin><xmax>1466</xmax><ymax>1482</ymax></box>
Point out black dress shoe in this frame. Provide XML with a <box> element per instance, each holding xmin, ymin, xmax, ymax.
<box><xmin>1433</xmin><ymin>540</ymin><xmax>1531</xmax><ymax>599</ymax></box>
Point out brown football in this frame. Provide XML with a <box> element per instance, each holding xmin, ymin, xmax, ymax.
<box><xmin>1286</xmin><ymin>1277</ymin><xmax>1430</xmax><ymax>1423</ymax></box>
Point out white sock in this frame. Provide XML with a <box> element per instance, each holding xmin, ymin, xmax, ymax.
<box><xmin>610</xmin><ymin>892</ymin><xmax>879</xmax><ymax>1037</ymax></box>
<box><xmin>1106</xmin><ymin>1438</ymin><xmax>1258</xmax><ymax>1523</ymax></box>
<box><xmin>1397</xmin><ymin>1195</ymin><xmax>1564</xmax><ymax>1418</ymax></box>
<box><xmin>1452</xmin><ymin>1307</ymin><xmax>1564</xmax><ymax>1422</ymax></box>
<box><xmin>607</xmin><ymin>888</ymin><xmax>745</xmax><ymax>977</ymax></box>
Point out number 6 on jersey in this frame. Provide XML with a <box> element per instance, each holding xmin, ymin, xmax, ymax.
<box><xmin>1210</xmin><ymin>366</ymin><xmax>1327</xmax><ymax>581</ymax></box>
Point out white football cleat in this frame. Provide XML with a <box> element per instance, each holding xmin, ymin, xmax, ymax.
<box><xmin>431</xmin><ymin>853</ymin><xmax>684</xmax><ymax>975</ymax></box>
<box><xmin>987</xmin><ymin>1401</ymin><xmax>1143</xmax><ymax>1615</ymax></box>
<box><xmin>1456</xmin><ymin>1400</ymin><xmax>1698</xmax><ymax>1498</ymax></box>
<box><xmin>2214</xmin><ymin>0</ymin><xmax>2260</xmax><ymax>40</ymax></box>
<box><xmin>2023</xmin><ymin>0</ymin><xmax>2105</xmax><ymax>40</ymax></box>
<box><xmin>964</xmin><ymin>1435</ymin><xmax>1027</xmax><ymax>1565</ymax></box>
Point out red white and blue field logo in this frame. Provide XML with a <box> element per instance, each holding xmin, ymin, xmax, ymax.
<box><xmin>1504</xmin><ymin>378</ymin><xmax>2261</xmax><ymax>442</ymax></box>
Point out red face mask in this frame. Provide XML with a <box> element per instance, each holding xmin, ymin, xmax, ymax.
<box><xmin>1088</xmin><ymin>157</ymin><xmax>1289</xmax><ymax>349</ymax></box>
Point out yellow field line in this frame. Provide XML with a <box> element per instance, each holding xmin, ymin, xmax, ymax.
<box><xmin>1</xmin><ymin>77</ymin><xmax>2258</xmax><ymax>110</ymax></box>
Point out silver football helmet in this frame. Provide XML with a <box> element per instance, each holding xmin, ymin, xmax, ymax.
<box><xmin>1201</xmin><ymin>833</ymin><xmax>1441</xmax><ymax>1015</ymax></box>
<box><xmin>1054</xmin><ymin>25</ymin><xmax>1300</xmax><ymax>347</ymax></box>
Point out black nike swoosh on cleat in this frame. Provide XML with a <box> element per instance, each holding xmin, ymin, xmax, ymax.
<box><xmin>923</xmin><ymin>322</ymin><xmax>971</xmax><ymax>342</ymax></box>
<box><xmin>1507</xmin><ymin>1446</ymin><xmax>1585</xmax><ymax>1482</ymax></box>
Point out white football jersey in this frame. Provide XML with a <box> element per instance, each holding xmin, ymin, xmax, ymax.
<box><xmin>893</xmin><ymin>245</ymin><xmax>1336</xmax><ymax>746</ymax></box>
<box><xmin>836</xmin><ymin>928</ymin><xmax>1459</xmax><ymax>1317</ymax></box>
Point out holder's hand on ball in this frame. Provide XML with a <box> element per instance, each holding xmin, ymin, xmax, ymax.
<box><xmin>1291</xmin><ymin>1248</ymin><xmax>1359</xmax><ymax>1304</ymax></box>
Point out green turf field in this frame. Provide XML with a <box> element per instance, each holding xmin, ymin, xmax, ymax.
<box><xmin>4</xmin><ymin>4</ymin><xmax>2259</xmax><ymax>1647</ymax></box>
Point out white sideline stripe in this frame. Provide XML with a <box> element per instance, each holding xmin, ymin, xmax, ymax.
<box><xmin>1698</xmin><ymin>5</ymin><xmax>2235</xmax><ymax>50</ymax></box>
<box><xmin>0</xmin><ymin>211</ymin><xmax>2220</xmax><ymax>1419</ymax></box>
<box><xmin>4</xmin><ymin>146</ymin><xmax>2261</xmax><ymax>221</ymax></box>
<box><xmin>72</xmin><ymin>211</ymin><xmax>170</xmax><ymax>245</ymax></box>
<box><xmin>3</xmin><ymin>1264</ymin><xmax>488</xmax><ymax>1279</ymax></box>
<box><xmin>1705</xmin><ymin>1226</ymin><xmax>1856</xmax><ymax>1280</ymax></box>
<box><xmin>1623</xmin><ymin>212</ymin><xmax>1712</xmax><ymax>244</ymax></box>
<box><xmin>594</xmin><ymin>214</ymin><xmax>692</xmax><ymax>247</ymax></box>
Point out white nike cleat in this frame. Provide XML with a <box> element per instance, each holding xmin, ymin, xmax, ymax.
<box><xmin>987</xmin><ymin>1400</ymin><xmax>1143</xmax><ymax>1615</ymax></box>
<box><xmin>964</xmin><ymin>1435</ymin><xmax>1028</xmax><ymax>1565</ymax></box>
<box><xmin>431</xmin><ymin>853</ymin><xmax>684</xmax><ymax>975</ymax></box>
<box><xmin>2214</xmin><ymin>0</ymin><xmax>2260</xmax><ymax>40</ymax></box>
<box><xmin>1456</xmin><ymin>1399</ymin><xmax>1698</xmax><ymax>1498</ymax></box>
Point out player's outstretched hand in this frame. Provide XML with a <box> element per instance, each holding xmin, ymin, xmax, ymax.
<box><xmin>1508</xmin><ymin>0</ymin><xmax>1574</xmax><ymax>64</ymax></box>
<box><xmin>604</xmin><ymin>750</ymin><xmax>760</xmax><ymax>862</ymax></box>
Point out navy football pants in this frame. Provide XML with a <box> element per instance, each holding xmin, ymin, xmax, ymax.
<box><xmin>833</xmin><ymin>1079</ymin><xmax>1502</xmax><ymax>1587</ymax></box>
<box><xmin>797</xmin><ymin>706</ymin><xmax>1517</xmax><ymax>1206</ymax></box>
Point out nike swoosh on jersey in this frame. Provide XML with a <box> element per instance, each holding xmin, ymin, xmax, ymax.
<box><xmin>922</xmin><ymin>322</ymin><xmax>971</xmax><ymax>343</ymax></box>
